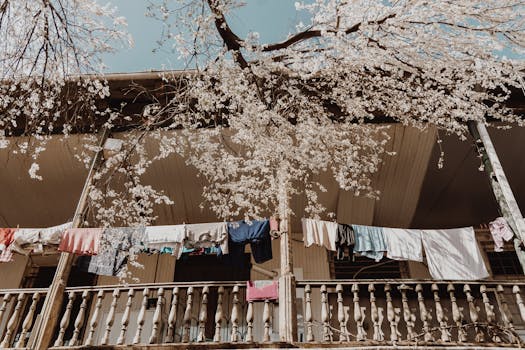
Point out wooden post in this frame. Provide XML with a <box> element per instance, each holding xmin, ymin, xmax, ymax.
<box><xmin>468</xmin><ymin>121</ymin><xmax>525</xmax><ymax>272</ymax></box>
<box><xmin>32</xmin><ymin>128</ymin><xmax>110</xmax><ymax>350</ymax></box>
<box><xmin>277</xmin><ymin>170</ymin><xmax>298</xmax><ymax>342</ymax></box>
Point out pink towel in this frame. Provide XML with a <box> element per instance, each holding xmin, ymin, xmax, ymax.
<box><xmin>59</xmin><ymin>228</ymin><xmax>102</xmax><ymax>255</ymax></box>
<box><xmin>246</xmin><ymin>280</ymin><xmax>278</xmax><ymax>301</ymax></box>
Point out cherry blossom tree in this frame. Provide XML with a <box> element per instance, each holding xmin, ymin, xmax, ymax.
<box><xmin>1</xmin><ymin>0</ymin><xmax>525</xmax><ymax>227</ymax></box>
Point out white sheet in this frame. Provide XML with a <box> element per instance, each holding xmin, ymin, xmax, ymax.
<box><xmin>301</xmin><ymin>218</ymin><xmax>337</xmax><ymax>251</ymax></box>
<box><xmin>383</xmin><ymin>228</ymin><xmax>423</xmax><ymax>262</ymax></box>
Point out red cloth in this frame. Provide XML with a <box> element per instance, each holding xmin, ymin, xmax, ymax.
<box><xmin>246</xmin><ymin>280</ymin><xmax>279</xmax><ymax>301</ymax></box>
<box><xmin>0</xmin><ymin>247</ymin><xmax>13</xmax><ymax>263</ymax></box>
<box><xmin>0</xmin><ymin>228</ymin><xmax>15</xmax><ymax>248</ymax></box>
<box><xmin>58</xmin><ymin>228</ymin><xmax>102</xmax><ymax>255</ymax></box>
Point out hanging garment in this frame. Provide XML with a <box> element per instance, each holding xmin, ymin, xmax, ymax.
<box><xmin>83</xmin><ymin>227</ymin><xmax>145</xmax><ymax>276</ymax></box>
<box><xmin>302</xmin><ymin>218</ymin><xmax>337</xmax><ymax>251</ymax></box>
<box><xmin>383</xmin><ymin>228</ymin><xmax>424</xmax><ymax>262</ymax></box>
<box><xmin>186</xmin><ymin>222</ymin><xmax>228</xmax><ymax>254</ymax></box>
<box><xmin>489</xmin><ymin>217</ymin><xmax>514</xmax><ymax>252</ymax></box>
<box><xmin>58</xmin><ymin>228</ymin><xmax>102</xmax><ymax>255</ymax></box>
<box><xmin>0</xmin><ymin>228</ymin><xmax>16</xmax><ymax>252</ymax></box>
<box><xmin>352</xmin><ymin>224</ymin><xmax>386</xmax><ymax>262</ymax></box>
<box><xmin>336</xmin><ymin>224</ymin><xmax>355</xmax><ymax>260</ymax></box>
<box><xmin>421</xmin><ymin>227</ymin><xmax>489</xmax><ymax>280</ymax></box>
<box><xmin>13</xmin><ymin>223</ymin><xmax>70</xmax><ymax>256</ymax></box>
<box><xmin>227</xmin><ymin>220</ymin><xmax>272</xmax><ymax>265</ymax></box>
<box><xmin>0</xmin><ymin>246</ymin><xmax>13</xmax><ymax>263</ymax></box>
<box><xmin>246</xmin><ymin>280</ymin><xmax>279</xmax><ymax>301</ymax></box>
<box><xmin>144</xmin><ymin>225</ymin><xmax>186</xmax><ymax>258</ymax></box>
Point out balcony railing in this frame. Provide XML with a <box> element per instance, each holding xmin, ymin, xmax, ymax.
<box><xmin>0</xmin><ymin>280</ymin><xmax>525</xmax><ymax>348</ymax></box>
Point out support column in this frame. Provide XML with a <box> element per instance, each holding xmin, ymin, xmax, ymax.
<box><xmin>277</xmin><ymin>170</ymin><xmax>298</xmax><ymax>342</ymax></box>
<box><xmin>468</xmin><ymin>121</ymin><xmax>525</xmax><ymax>271</ymax></box>
<box><xmin>32</xmin><ymin>128</ymin><xmax>110</xmax><ymax>350</ymax></box>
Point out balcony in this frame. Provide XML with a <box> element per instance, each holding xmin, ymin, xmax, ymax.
<box><xmin>0</xmin><ymin>279</ymin><xmax>524</xmax><ymax>349</ymax></box>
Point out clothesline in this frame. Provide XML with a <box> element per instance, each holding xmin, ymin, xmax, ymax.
<box><xmin>301</xmin><ymin>217</ymin><xmax>515</xmax><ymax>281</ymax></box>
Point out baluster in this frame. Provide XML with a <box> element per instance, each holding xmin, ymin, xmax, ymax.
<box><xmin>263</xmin><ymin>299</ymin><xmax>271</xmax><ymax>342</ymax></box>
<box><xmin>385</xmin><ymin>284</ymin><xmax>400</xmax><ymax>342</ymax></box>
<box><xmin>513</xmin><ymin>285</ymin><xmax>525</xmax><ymax>322</ymax></box>
<box><xmin>15</xmin><ymin>292</ymin><xmax>40</xmax><ymax>347</ymax></box>
<box><xmin>101</xmin><ymin>289</ymin><xmax>120</xmax><ymax>345</ymax></box>
<box><xmin>230</xmin><ymin>285</ymin><xmax>240</xmax><ymax>342</ymax></box>
<box><xmin>480</xmin><ymin>285</ymin><xmax>500</xmax><ymax>343</ymax></box>
<box><xmin>166</xmin><ymin>287</ymin><xmax>179</xmax><ymax>343</ymax></box>
<box><xmin>399</xmin><ymin>284</ymin><xmax>415</xmax><ymax>341</ymax></box>
<box><xmin>53</xmin><ymin>291</ymin><xmax>75</xmax><ymax>347</ymax></box>
<box><xmin>352</xmin><ymin>283</ymin><xmax>366</xmax><ymax>341</ymax></box>
<box><xmin>369</xmin><ymin>284</ymin><xmax>383</xmax><ymax>341</ymax></box>
<box><xmin>70</xmin><ymin>290</ymin><xmax>89</xmax><ymax>346</ymax></box>
<box><xmin>415</xmin><ymin>284</ymin><xmax>433</xmax><ymax>342</ymax></box>
<box><xmin>182</xmin><ymin>287</ymin><xmax>194</xmax><ymax>343</ymax></box>
<box><xmin>246</xmin><ymin>300</ymin><xmax>254</xmax><ymax>342</ymax></box>
<box><xmin>117</xmin><ymin>289</ymin><xmax>134</xmax><ymax>345</ymax></box>
<box><xmin>133</xmin><ymin>287</ymin><xmax>149</xmax><ymax>344</ymax></box>
<box><xmin>431</xmin><ymin>284</ymin><xmax>450</xmax><ymax>342</ymax></box>
<box><xmin>197</xmin><ymin>287</ymin><xmax>208</xmax><ymax>342</ymax></box>
<box><xmin>1</xmin><ymin>293</ymin><xmax>24</xmax><ymax>348</ymax></box>
<box><xmin>447</xmin><ymin>284</ymin><xmax>466</xmax><ymax>342</ymax></box>
<box><xmin>464</xmin><ymin>284</ymin><xmax>483</xmax><ymax>342</ymax></box>
<box><xmin>336</xmin><ymin>284</ymin><xmax>348</xmax><ymax>342</ymax></box>
<box><xmin>0</xmin><ymin>293</ymin><xmax>11</xmax><ymax>339</ymax></box>
<box><xmin>149</xmin><ymin>288</ymin><xmax>165</xmax><ymax>344</ymax></box>
<box><xmin>496</xmin><ymin>285</ymin><xmax>515</xmax><ymax>342</ymax></box>
<box><xmin>213</xmin><ymin>286</ymin><xmax>224</xmax><ymax>342</ymax></box>
<box><xmin>320</xmin><ymin>284</ymin><xmax>331</xmax><ymax>341</ymax></box>
<box><xmin>85</xmin><ymin>290</ymin><xmax>104</xmax><ymax>346</ymax></box>
<box><xmin>304</xmin><ymin>284</ymin><xmax>314</xmax><ymax>342</ymax></box>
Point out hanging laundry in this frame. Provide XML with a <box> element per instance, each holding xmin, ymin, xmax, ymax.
<box><xmin>336</xmin><ymin>224</ymin><xmax>355</xmax><ymax>260</ymax></box>
<box><xmin>144</xmin><ymin>225</ymin><xmax>186</xmax><ymax>258</ymax></box>
<box><xmin>489</xmin><ymin>217</ymin><xmax>514</xmax><ymax>252</ymax></box>
<box><xmin>383</xmin><ymin>228</ymin><xmax>423</xmax><ymax>262</ymax></box>
<box><xmin>58</xmin><ymin>228</ymin><xmax>102</xmax><ymax>255</ymax></box>
<box><xmin>0</xmin><ymin>228</ymin><xmax>15</xmax><ymax>252</ymax></box>
<box><xmin>302</xmin><ymin>218</ymin><xmax>337</xmax><ymax>251</ymax></box>
<box><xmin>227</xmin><ymin>220</ymin><xmax>272</xmax><ymax>265</ymax></box>
<box><xmin>421</xmin><ymin>227</ymin><xmax>489</xmax><ymax>280</ymax></box>
<box><xmin>13</xmin><ymin>222</ymin><xmax>72</xmax><ymax>254</ymax></box>
<box><xmin>246</xmin><ymin>280</ymin><xmax>279</xmax><ymax>301</ymax></box>
<box><xmin>0</xmin><ymin>246</ymin><xmax>13</xmax><ymax>263</ymax></box>
<box><xmin>81</xmin><ymin>227</ymin><xmax>145</xmax><ymax>276</ymax></box>
<box><xmin>352</xmin><ymin>224</ymin><xmax>386</xmax><ymax>262</ymax></box>
<box><xmin>186</xmin><ymin>222</ymin><xmax>228</xmax><ymax>254</ymax></box>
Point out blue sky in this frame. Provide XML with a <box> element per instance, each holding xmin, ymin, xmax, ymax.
<box><xmin>104</xmin><ymin>0</ymin><xmax>311</xmax><ymax>73</ymax></box>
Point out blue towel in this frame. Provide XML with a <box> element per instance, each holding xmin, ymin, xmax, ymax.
<box><xmin>352</xmin><ymin>224</ymin><xmax>386</xmax><ymax>262</ymax></box>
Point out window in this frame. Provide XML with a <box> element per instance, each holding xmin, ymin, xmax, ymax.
<box><xmin>486</xmin><ymin>251</ymin><xmax>524</xmax><ymax>276</ymax></box>
<box><xmin>331</xmin><ymin>253</ymin><xmax>405</xmax><ymax>279</ymax></box>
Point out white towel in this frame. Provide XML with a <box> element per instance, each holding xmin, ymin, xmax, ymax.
<box><xmin>301</xmin><ymin>218</ymin><xmax>337</xmax><ymax>251</ymax></box>
<box><xmin>144</xmin><ymin>225</ymin><xmax>186</xmax><ymax>258</ymax></box>
<box><xmin>421</xmin><ymin>227</ymin><xmax>489</xmax><ymax>280</ymax></box>
<box><xmin>383</xmin><ymin>228</ymin><xmax>423</xmax><ymax>262</ymax></box>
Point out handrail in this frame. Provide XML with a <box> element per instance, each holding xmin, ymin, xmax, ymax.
<box><xmin>0</xmin><ymin>287</ymin><xmax>49</xmax><ymax>294</ymax></box>
<box><xmin>297</xmin><ymin>278</ymin><xmax>525</xmax><ymax>285</ymax></box>
<box><xmin>64</xmin><ymin>280</ymin><xmax>247</xmax><ymax>292</ymax></box>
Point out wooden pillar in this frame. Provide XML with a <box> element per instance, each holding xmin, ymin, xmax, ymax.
<box><xmin>32</xmin><ymin>128</ymin><xmax>110</xmax><ymax>350</ymax></box>
<box><xmin>277</xmin><ymin>170</ymin><xmax>298</xmax><ymax>342</ymax></box>
<box><xmin>468</xmin><ymin>121</ymin><xmax>525</xmax><ymax>271</ymax></box>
